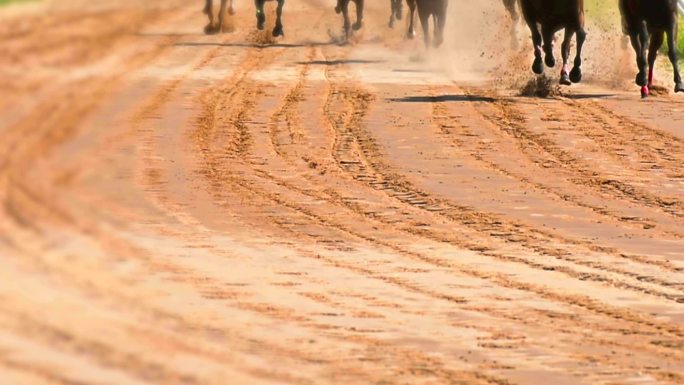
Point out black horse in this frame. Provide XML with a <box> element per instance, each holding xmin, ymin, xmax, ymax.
<box><xmin>619</xmin><ymin>0</ymin><xmax>684</xmax><ymax>97</ymax></box>
<box><xmin>335</xmin><ymin>0</ymin><xmax>364</xmax><ymax>40</ymax></box>
<box><xmin>256</xmin><ymin>0</ymin><xmax>285</xmax><ymax>37</ymax></box>
<box><xmin>519</xmin><ymin>0</ymin><xmax>587</xmax><ymax>86</ymax></box>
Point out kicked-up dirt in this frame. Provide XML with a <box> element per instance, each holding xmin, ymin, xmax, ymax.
<box><xmin>0</xmin><ymin>0</ymin><xmax>683</xmax><ymax>384</ymax></box>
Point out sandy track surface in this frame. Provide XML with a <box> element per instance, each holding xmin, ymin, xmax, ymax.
<box><xmin>1</xmin><ymin>0</ymin><xmax>683</xmax><ymax>384</ymax></box>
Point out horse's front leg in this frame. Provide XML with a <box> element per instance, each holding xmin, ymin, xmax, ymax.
<box><xmin>353</xmin><ymin>0</ymin><xmax>364</xmax><ymax>31</ymax></box>
<box><xmin>570</xmin><ymin>26</ymin><xmax>586</xmax><ymax>83</ymax></box>
<box><xmin>541</xmin><ymin>24</ymin><xmax>556</xmax><ymax>68</ymax></box>
<box><xmin>255</xmin><ymin>0</ymin><xmax>265</xmax><ymax>30</ymax></box>
<box><xmin>218</xmin><ymin>0</ymin><xmax>227</xmax><ymax>32</ymax></box>
<box><xmin>272</xmin><ymin>0</ymin><xmax>285</xmax><ymax>37</ymax></box>
<box><xmin>204</xmin><ymin>0</ymin><xmax>216</xmax><ymax>34</ymax></box>
<box><xmin>559</xmin><ymin>28</ymin><xmax>573</xmax><ymax>85</ymax></box>
<box><xmin>666</xmin><ymin>25</ymin><xmax>684</xmax><ymax>92</ymax></box>
<box><xmin>406</xmin><ymin>0</ymin><xmax>416</xmax><ymax>39</ymax></box>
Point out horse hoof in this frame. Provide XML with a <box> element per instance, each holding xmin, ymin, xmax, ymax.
<box><xmin>204</xmin><ymin>24</ymin><xmax>218</xmax><ymax>35</ymax></box>
<box><xmin>532</xmin><ymin>58</ymin><xmax>543</xmax><ymax>74</ymax></box>
<box><xmin>559</xmin><ymin>73</ymin><xmax>571</xmax><ymax>86</ymax></box>
<box><xmin>569</xmin><ymin>67</ymin><xmax>582</xmax><ymax>83</ymax></box>
<box><xmin>272</xmin><ymin>25</ymin><xmax>284</xmax><ymax>37</ymax></box>
<box><xmin>228</xmin><ymin>7</ymin><xmax>235</xmax><ymax>15</ymax></box>
<box><xmin>389</xmin><ymin>20</ymin><xmax>394</xmax><ymax>29</ymax></box>
<box><xmin>545</xmin><ymin>55</ymin><xmax>556</xmax><ymax>68</ymax></box>
<box><xmin>635</xmin><ymin>72</ymin><xmax>647</xmax><ymax>87</ymax></box>
<box><xmin>641</xmin><ymin>86</ymin><xmax>650</xmax><ymax>98</ymax></box>
<box><xmin>352</xmin><ymin>21</ymin><xmax>363</xmax><ymax>31</ymax></box>
<box><xmin>675</xmin><ymin>83</ymin><xmax>684</xmax><ymax>93</ymax></box>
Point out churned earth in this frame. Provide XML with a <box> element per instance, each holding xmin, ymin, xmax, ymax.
<box><xmin>0</xmin><ymin>0</ymin><xmax>683</xmax><ymax>384</ymax></box>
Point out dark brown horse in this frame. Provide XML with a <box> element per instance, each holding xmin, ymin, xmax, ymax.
<box><xmin>519</xmin><ymin>0</ymin><xmax>587</xmax><ymax>86</ymax></box>
<box><xmin>204</xmin><ymin>0</ymin><xmax>235</xmax><ymax>34</ymax></box>
<box><xmin>335</xmin><ymin>0</ymin><xmax>364</xmax><ymax>40</ymax></box>
<box><xmin>619</xmin><ymin>0</ymin><xmax>683</xmax><ymax>97</ymax></box>
<box><xmin>406</xmin><ymin>0</ymin><xmax>447</xmax><ymax>48</ymax></box>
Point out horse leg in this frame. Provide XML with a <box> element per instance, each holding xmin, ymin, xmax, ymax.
<box><xmin>419</xmin><ymin>10</ymin><xmax>430</xmax><ymax>48</ymax></box>
<box><xmin>570</xmin><ymin>27</ymin><xmax>586</xmax><ymax>83</ymax></box>
<box><xmin>339</xmin><ymin>0</ymin><xmax>351</xmax><ymax>40</ymax></box>
<box><xmin>228</xmin><ymin>0</ymin><xmax>235</xmax><ymax>15</ymax></box>
<box><xmin>217</xmin><ymin>0</ymin><xmax>227</xmax><ymax>32</ymax></box>
<box><xmin>396</xmin><ymin>0</ymin><xmax>403</xmax><ymax>20</ymax></box>
<box><xmin>353</xmin><ymin>0</ymin><xmax>364</xmax><ymax>31</ymax></box>
<box><xmin>628</xmin><ymin>28</ymin><xmax>648</xmax><ymax>96</ymax></box>
<box><xmin>204</xmin><ymin>0</ymin><xmax>216</xmax><ymax>34</ymax></box>
<box><xmin>528</xmin><ymin>22</ymin><xmax>543</xmax><ymax>74</ymax></box>
<box><xmin>647</xmin><ymin>30</ymin><xmax>663</xmax><ymax>88</ymax></box>
<box><xmin>406</xmin><ymin>0</ymin><xmax>416</xmax><ymax>39</ymax></box>
<box><xmin>666</xmin><ymin>24</ymin><xmax>684</xmax><ymax>93</ymax></box>
<box><xmin>559</xmin><ymin>28</ymin><xmax>573</xmax><ymax>85</ymax></box>
<box><xmin>389</xmin><ymin>0</ymin><xmax>396</xmax><ymax>28</ymax></box>
<box><xmin>255</xmin><ymin>0</ymin><xmax>265</xmax><ymax>30</ymax></box>
<box><xmin>434</xmin><ymin>6</ymin><xmax>447</xmax><ymax>48</ymax></box>
<box><xmin>541</xmin><ymin>24</ymin><xmax>555</xmax><ymax>68</ymax></box>
<box><xmin>272</xmin><ymin>0</ymin><xmax>285</xmax><ymax>37</ymax></box>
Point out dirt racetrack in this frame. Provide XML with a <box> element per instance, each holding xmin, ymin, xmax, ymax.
<box><xmin>1</xmin><ymin>0</ymin><xmax>683</xmax><ymax>384</ymax></box>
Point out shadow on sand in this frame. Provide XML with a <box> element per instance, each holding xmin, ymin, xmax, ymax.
<box><xmin>562</xmin><ymin>93</ymin><xmax>615</xmax><ymax>100</ymax></box>
<box><xmin>388</xmin><ymin>95</ymin><xmax>495</xmax><ymax>103</ymax></box>
<box><xmin>297</xmin><ymin>59</ymin><xmax>385</xmax><ymax>66</ymax></box>
<box><xmin>174</xmin><ymin>41</ymin><xmax>335</xmax><ymax>49</ymax></box>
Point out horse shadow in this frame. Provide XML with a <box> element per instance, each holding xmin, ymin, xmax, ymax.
<box><xmin>388</xmin><ymin>95</ymin><xmax>495</xmax><ymax>103</ymax></box>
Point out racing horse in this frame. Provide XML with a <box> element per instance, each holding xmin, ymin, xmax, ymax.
<box><xmin>335</xmin><ymin>0</ymin><xmax>364</xmax><ymax>40</ymax></box>
<box><xmin>519</xmin><ymin>0</ymin><xmax>587</xmax><ymax>85</ymax></box>
<box><xmin>619</xmin><ymin>0</ymin><xmax>684</xmax><ymax>97</ymax></box>
<box><xmin>204</xmin><ymin>0</ymin><xmax>235</xmax><ymax>34</ymax></box>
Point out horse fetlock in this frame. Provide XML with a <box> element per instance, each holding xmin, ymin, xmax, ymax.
<box><xmin>352</xmin><ymin>21</ymin><xmax>363</xmax><ymax>31</ymax></box>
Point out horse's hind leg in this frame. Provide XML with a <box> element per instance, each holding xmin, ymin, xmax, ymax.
<box><xmin>419</xmin><ymin>11</ymin><xmax>430</xmax><ymax>48</ymax></box>
<box><xmin>341</xmin><ymin>0</ymin><xmax>351</xmax><ymax>39</ymax></box>
<box><xmin>228</xmin><ymin>0</ymin><xmax>235</xmax><ymax>15</ymax></box>
<box><xmin>217</xmin><ymin>0</ymin><xmax>227</xmax><ymax>32</ymax></box>
<box><xmin>204</xmin><ymin>0</ymin><xmax>216</xmax><ymax>34</ymax></box>
<box><xmin>406</xmin><ymin>0</ymin><xmax>417</xmax><ymax>39</ymax></box>
<box><xmin>541</xmin><ymin>24</ymin><xmax>556</xmax><ymax>68</ymax></box>
<box><xmin>647</xmin><ymin>30</ymin><xmax>663</xmax><ymax>87</ymax></box>
<box><xmin>434</xmin><ymin>8</ymin><xmax>447</xmax><ymax>48</ymax></box>
<box><xmin>272</xmin><ymin>0</ymin><xmax>285</xmax><ymax>37</ymax></box>
<box><xmin>666</xmin><ymin>23</ymin><xmax>684</xmax><ymax>92</ymax></box>
<box><xmin>255</xmin><ymin>0</ymin><xmax>265</xmax><ymax>30</ymax></box>
<box><xmin>527</xmin><ymin>23</ymin><xmax>543</xmax><ymax>74</ymax></box>
<box><xmin>353</xmin><ymin>0</ymin><xmax>364</xmax><ymax>31</ymax></box>
<box><xmin>559</xmin><ymin>28</ymin><xmax>573</xmax><ymax>85</ymax></box>
<box><xmin>570</xmin><ymin>27</ymin><xmax>586</xmax><ymax>83</ymax></box>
